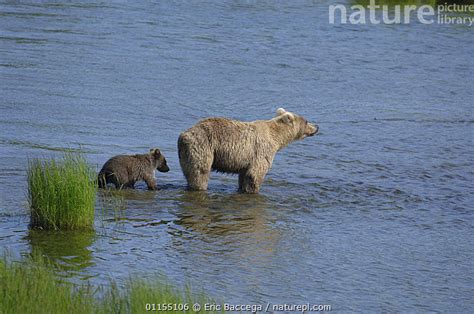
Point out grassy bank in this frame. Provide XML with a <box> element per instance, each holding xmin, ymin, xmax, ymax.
<box><xmin>0</xmin><ymin>256</ymin><xmax>220</xmax><ymax>314</ymax></box>
<box><xmin>27</xmin><ymin>154</ymin><xmax>96</xmax><ymax>230</ymax></box>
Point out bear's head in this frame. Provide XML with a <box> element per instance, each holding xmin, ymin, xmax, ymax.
<box><xmin>275</xmin><ymin>108</ymin><xmax>319</xmax><ymax>141</ymax></box>
<box><xmin>149</xmin><ymin>148</ymin><xmax>170</xmax><ymax>172</ymax></box>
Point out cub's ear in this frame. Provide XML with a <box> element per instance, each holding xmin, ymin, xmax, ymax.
<box><xmin>276</xmin><ymin>108</ymin><xmax>287</xmax><ymax>116</ymax></box>
<box><xmin>280</xmin><ymin>112</ymin><xmax>294</xmax><ymax>124</ymax></box>
<box><xmin>149</xmin><ymin>148</ymin><xmax>161</xmax><ymax>155</ymax></box>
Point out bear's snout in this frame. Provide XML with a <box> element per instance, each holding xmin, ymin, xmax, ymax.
<box><xmin>159</xmin><ymin>164</ymin><xmax>170</xmax><ymax>172</ymax></box>
<box><xmin>308</xmin><ymin>123</ymin><xmax>319</xmax><ymax>136</ymax></box>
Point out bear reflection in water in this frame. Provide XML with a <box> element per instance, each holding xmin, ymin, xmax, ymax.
<box><xmin>175</xmin><ymin>192</ymin><xmax>272</xmax><ymax>235</ymax></box>
<box><xmin>168</xmin><ymin>191</ymin><xmax>282</xmax><ymax>269</ymax></box>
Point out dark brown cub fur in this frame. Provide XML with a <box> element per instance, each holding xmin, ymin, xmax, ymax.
<box><xmin>98</xmin><ymin>148</ymin><xmax>169</xmax><ymax>190</ymax></box>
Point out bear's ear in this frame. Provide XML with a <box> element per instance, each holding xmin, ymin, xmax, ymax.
<box><xmin>280</xmin><ymin>112</ymin><xmax>294</xmax><ymax>124</ymax></box>
<box><xmin>276</xmin><ymin>108</ymin><xmax>287</xmax><ymax>116</ymax></box>
<box><xmin>150</xmin><ymin>148</ymin><xmax>161</xmax><ymax>156</ymax></box>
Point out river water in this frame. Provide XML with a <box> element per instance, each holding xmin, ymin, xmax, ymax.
<box><xmin>0</xmin><ymin>1</ymin><xmax>473</xmax><ymax>312</ymax></box>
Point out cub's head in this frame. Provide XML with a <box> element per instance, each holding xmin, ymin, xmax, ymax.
<box><xmin>275</xmin><ymin>108</ymin><xmax>319</xmax><ymax>140</ymax></box>
<box><xmin>149</xmin><ymin>148</ymin><xmax>170</xmax><ymax>172</ymax></box>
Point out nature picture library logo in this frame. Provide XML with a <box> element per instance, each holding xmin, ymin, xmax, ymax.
<box><xmin>329</xmin><ymin>0</ymin><xmax>474</xmax><ymax>25</ymax></box>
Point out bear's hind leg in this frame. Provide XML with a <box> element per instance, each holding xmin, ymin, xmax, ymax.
<box><xmin>179</xmin><ymin>141</ymin><xmax>212</xmax><ymax>190</ymax></box>
<box><xmin>123</xmin><ymin>182</ymin><xmax>135</xmax><ymax>189</ymax></box>
<box><xmin>185</xmin><ymin>167</ymin><xmax>210</xmax><ymax>191</ymax></box>
<box><xmin>181</xmin><ymin>154</ymin><xmax>212</xmax><ymax>191</ymax></box>
<box><xmin>98</xmin><ymin>172</ymin><xmax>107</xmax><ymax>188</ymax></box>
<box><xmin>106</xmin><ymin>173</ymin><xmax>124</xmax><ymax>190</ymax></box>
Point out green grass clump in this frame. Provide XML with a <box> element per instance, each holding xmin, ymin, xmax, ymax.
<box><xmin>27</xmin><ymin>153</ymin><xmax>97</xmax><ymax>230</ymax></box>
<box><xmin>0</xmin><ymin>256</ymin><xmax>95</xmax><ymax>313</ymax></box>
<box><xmin>104</xmin><ymin>279</ymin><xmax>216</xmax><ymax>313</ymax></box>
<box><xmin>0</xmin><ymin>255</ymin><xmax>221</xmax><ymax>314</ymax></box>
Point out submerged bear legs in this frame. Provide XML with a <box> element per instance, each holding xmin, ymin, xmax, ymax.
<box><xmin>239</xmin><ymin>167</ymin><xmax>268</xmax><ymax>194</ymax></box>
<box><xmin>99</xmin><ymin>172</ymin><xmax>120</xmax><ymax>189</ymax></box>
<box><xmin>143</xmin><ymin>174</ymin><xmax>158</xmax><ymax>190</ymax></box>
<box><xmin>98</xmin><ymin>171</ymin><xmax>129</xmax><ymax>189</ymax></box>
<box><xmin>239</xmin><ymin>173</ymin><xmax>262</xmax><ymax>193</ymax></box>
<box><xmin>98</xmin><ymin>172</ymin><xmax>107</xmax><ymax>188</ymax></box>
<box><xmin>178</xmin><ymin>134</ymin><xmax>213</xmax><ymax>191</ymax></box>
<box><xmin>180</xmin><ymin>157</ymin><xmax>212</xmax><ymax>191</ymax></box>
<box><xmin>183</xmin><ymin>155</ymin><xmax>212</xmax><ymax>191</ymax></box>
<box><xmin>186</xmin><ymin>169</ymin><xmax>210</xmax><ymax>191</ymax></box>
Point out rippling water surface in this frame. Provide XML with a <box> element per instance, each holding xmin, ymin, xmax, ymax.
<box><xmin>1</xmin><ymin>1</ymin><xmax>473</xmax><ymax>311</ymax></box>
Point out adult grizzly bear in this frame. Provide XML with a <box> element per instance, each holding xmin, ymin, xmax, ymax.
<box><xmin>178</xmin><ymin>108</ymin><xmax>318</xmax><ymax>193</ymax></box>
<box><xmin>98</xmin><ymin>148</ymin><xmax>169</xmax><ymax>190</ymax></box>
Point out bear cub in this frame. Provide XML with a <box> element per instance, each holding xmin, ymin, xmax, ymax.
<box><xmin>98</xmin><ymin>148</ymin><xmax>169</xmax><ymax>190</ymax></box>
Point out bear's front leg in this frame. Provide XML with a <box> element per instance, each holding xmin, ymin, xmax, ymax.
<box><xmin>143</xmin><ymin>175</ymin><xmax>158</xmax><ymax>191</ymax></box>
<box><xmin>239</xmin><ymin>168</ymin><xmax>266</xmax><ymax>194</ymax></box>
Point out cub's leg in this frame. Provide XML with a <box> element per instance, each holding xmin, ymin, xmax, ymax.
<box><xmin>98</xmin><ymin>172</ymin><xmax>107</xmax><ymax>188</ymax></box>
<box><xmin>105</xmin><ymin>172</ymin><xmax>123</xmax><ymax>189</ymax></box>
<box><xmin>123</xmin><ymin>181</ymin><xmax>135</xmax><ymax>189</ymax></box>
<box><xmin>143</xmin><ymin>174</ymin><xmax>158</xmax><ymax>191</ymax></box>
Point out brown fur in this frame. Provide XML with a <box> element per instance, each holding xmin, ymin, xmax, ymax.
<box><xmin>98</xmin><ymin>148</ymin><xmax>169</xmax><ymax>190</ymax></box>
<box><xmin>178</xmin><ymin>108</ymin><xmax>318</xmax><ymax>193</ymax></box>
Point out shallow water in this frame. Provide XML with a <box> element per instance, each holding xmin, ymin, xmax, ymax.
<box><xmin>1</xmin><ymin>1</ymin><xmax>473</xmax><ymax>312</ymax></box>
